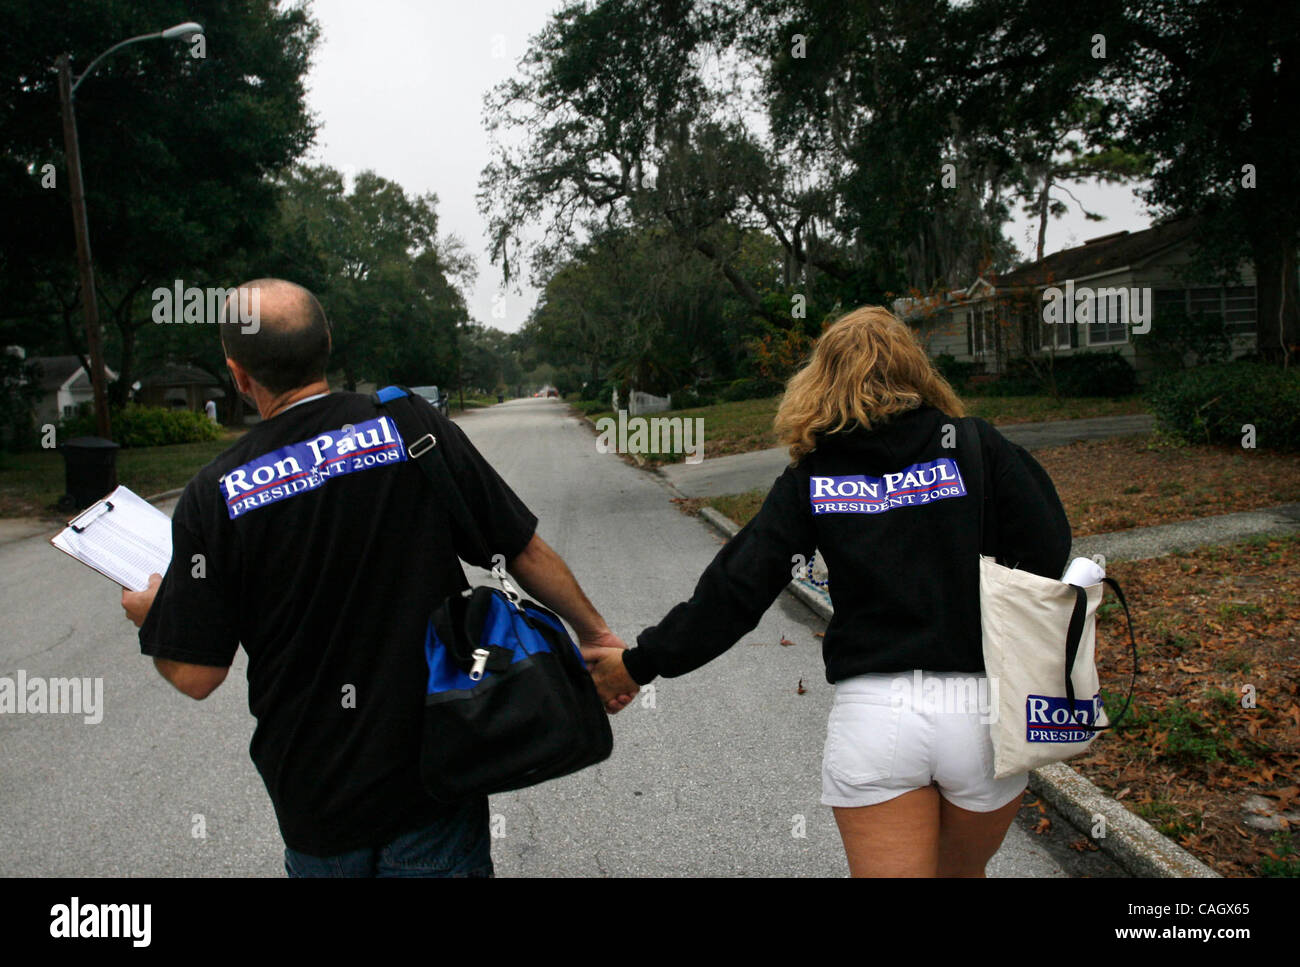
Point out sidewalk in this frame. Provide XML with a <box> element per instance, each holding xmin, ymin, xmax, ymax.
<box><xmin>662</xmin><ymin>412</ymin><xmax>1156</xmax><ymax>498</ymax></box>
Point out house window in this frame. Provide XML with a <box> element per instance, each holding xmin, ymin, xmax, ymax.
<box><xmin>1040</xmin><ymin>315</ymin><xmax>1074</xmax><ymax>351</ymax></box>
<box><xmin>1087</xmin><ymin>291</ymin><xmax>1129</xmax><ymax>345</ymax></box>
<box><xmin>1222</xmin><ymin>286</ymin><xmax>1257</xmax><ymax>334</ymax></box>
<box><xmin>968</xmin><ymin>305</ymin><xmax>997</xmax><ymax>357</ymax></box>
<box><xmin>1153</xmin><ymin>285</ymin><xmax>1257</xmax><ymax>335</ymax></box>
<box><xmin>63</xmin><ymin>405</ymin><xmax>73</xmax><ymax>417</ymax></box>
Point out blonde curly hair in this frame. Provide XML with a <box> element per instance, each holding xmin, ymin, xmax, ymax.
<box><xmin>774</xmin><ymin>305</ymin><xmax>966</xmax><ymax>463</ymax></box>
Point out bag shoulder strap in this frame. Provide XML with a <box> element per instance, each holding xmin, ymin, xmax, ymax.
<box><xmin>372</xmin><ymin>385</ymin><xmax>494</xmax><ymax>569</ymax></box>
<box><xmin>958</xmin><ymin>416</ymin><xmax>989</xmax><ymax>554</ymax></box>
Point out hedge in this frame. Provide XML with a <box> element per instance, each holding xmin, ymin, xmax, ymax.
<box><xmin>1146</xmin><ymin>362</ymin><xmax>1300</xmax><ymax>450</ymax></box>
<box><xmin>968</xmin><ymin>352</ymin><xmax>1137</xmax><ymax>398</ymax></box>
<box><xmin>59</xmin><ymin>404</ymin><xmax>222</xmax><ymax>448</ymax></box>
<box><xmin>719</xmin><ymin>377</ymin><xmax>784</xmax><ymax>402</ymax></box>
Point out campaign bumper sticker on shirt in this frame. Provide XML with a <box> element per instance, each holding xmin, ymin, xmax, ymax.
<box><xmin>809</xmin><ymin>457</ymin><xmax>966</xmax><ymax>515</ymax></box>
<box><xmin>221</xmin><ymin>416</ymin><xmax>406</xmax><ymax>519</ymax></box>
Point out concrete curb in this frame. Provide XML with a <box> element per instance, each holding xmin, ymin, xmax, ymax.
<box><xmin>692</xmin><ymin>502</ymin><xmax>1221</xmax><ymax>878</ymax></box>
<box><xmin>1029</xmin><ymin>764</ymin><xmax>1219</xmax><ymax>877</ymax></box>
<box><xmin>144</xmin><ymin>487</ymin><xmax>186</xmax><ymax>505</ymax></box>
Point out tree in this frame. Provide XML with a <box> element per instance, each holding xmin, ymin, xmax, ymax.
<box><xmin>1091</xmin><ymin>0</ymin><xmax>1300</xmax><ymax>364</ymax></box>
<box><xmin>0</xmin><ymin>0</ymin><xmax>321</xmax><ymax>413</ymax></box>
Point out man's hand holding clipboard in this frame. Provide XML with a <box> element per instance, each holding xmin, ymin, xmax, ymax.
<box><xmin>122</xmin><ymin>572</ymin><xmax>163</xmax><ymax>628</ymax></box>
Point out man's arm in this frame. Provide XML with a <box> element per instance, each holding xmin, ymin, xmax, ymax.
<box><xmin>123</xmin><ymin>572</ymin><xmax>231</xmax><ymax>701</ymax></box>
<box><xmin>507</xmin><ymin>533</ymin><xmax>636</xmax><ymax>712</ymax></box>
<box><xmin>152</xmin><ymin>658</ymin><xmax>229</xmax><ymax>700</ymax></box>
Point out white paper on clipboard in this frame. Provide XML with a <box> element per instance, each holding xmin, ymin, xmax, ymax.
<box><xmin>50</xmin><ymin>486</ymin><xmax>173</xmax><ymax>591</ymax></box>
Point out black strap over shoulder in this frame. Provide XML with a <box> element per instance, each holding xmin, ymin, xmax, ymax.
<box><xmin>371</xmin><ymin>385</ymin><xmax>494</xmax><ymax>570</ymax></box>
<box><xmin>957</xmin><ymin>417</ymin><xmax>994</xmax><ymax>558</ymax></box>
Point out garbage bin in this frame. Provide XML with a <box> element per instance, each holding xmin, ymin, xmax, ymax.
<box><xmin>59</xmin><ymin>436</ymin><xmax>119</xmax><ymax>511</ymax></box>
<box><xmin>497</xmin><ymin>394</ymin><xmax>504</xmax><ymax>404</ymax></box>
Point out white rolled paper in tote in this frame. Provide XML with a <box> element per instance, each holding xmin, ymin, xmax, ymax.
<box><xmin>1061</xmin><ymin>556</ymin><xmax>1106</xmax><ymax>587</ymax></box>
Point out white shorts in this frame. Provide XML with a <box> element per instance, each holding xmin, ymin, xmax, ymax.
<box><xmin>821</xmin><ymin>670</ymin><xmax>1027</xmax><ymax>812</ymax></box>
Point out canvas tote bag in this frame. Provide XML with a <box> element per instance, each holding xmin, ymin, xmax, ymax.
<box><xmin>960</xmin><ymin>419</ymin><xmax>1137</xmax><ymax>778</ymax></box>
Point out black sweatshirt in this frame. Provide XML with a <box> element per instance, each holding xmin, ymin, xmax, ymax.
<box><xmin>622</xmin><ymin>406</ymin><xmax>1071</xmax><ymax>685</ymax></box>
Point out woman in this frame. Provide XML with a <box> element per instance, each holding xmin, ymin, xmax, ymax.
<box><xmin>587</xmin><ymin>305</ymin><xmax>1072</xmax><ymax>877</ymax></box>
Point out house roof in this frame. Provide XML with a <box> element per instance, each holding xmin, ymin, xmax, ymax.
<box><xmin>992</xmin><ymin>218</ymin><xmax>1199</xmax><ymax>288</ymax></box>
<box><xmin>27</xmin><ymin>355</ymin><xmax>116</xmax><ymax>390</ymax></box>
<box><xmin>137</xmin><ymin>363</ymin><xmax>222</xmax><ymax>387</ymax></box>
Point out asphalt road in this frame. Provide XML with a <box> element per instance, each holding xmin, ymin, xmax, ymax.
<box><xmin>0</xmin><ymin>397</ymin><xmax>1110</xmax><ymax>876</ymax></box>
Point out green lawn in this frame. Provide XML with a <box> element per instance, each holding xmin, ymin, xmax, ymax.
<box><xmin>0</xmin><ymin>430</ymin><xmax>246</xmax><ymax>517</ymax></box>
<box><xmin>576</xmin><ymin>393</ymin><xmax>1150</xmax><ymax>467</ymax></box>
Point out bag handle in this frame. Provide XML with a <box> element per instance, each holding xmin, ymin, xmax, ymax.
<box><xmin>1064</xmin><ymin>576</ymin><xmax>1139</xmax><ymax>733</ymax></box>
<box><xmin>958</xmin><ymin>417</ymin><xmax>995</xmax><ymax>558</ymax></box>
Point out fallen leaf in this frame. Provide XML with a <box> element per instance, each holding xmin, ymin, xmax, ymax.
<box><xmin>1033</xmin><ymin>817</ymin><xmax>1051</xmax><ymax>834</ymax></box>
<box><xmin>796</xmin><ymin>678</ymin><xmax>807</xmax><ymax>695</ymax></box>
<box><xmin>780</xmin><ymin>636</ymin><xmax>796</xmax><ymax>647</ymax></box>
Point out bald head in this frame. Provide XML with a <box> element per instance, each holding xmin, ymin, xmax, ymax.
<box><xmin>220</xmin><ymin>279</ymin><xmax>331</xmax><ymax>395</ymax></box>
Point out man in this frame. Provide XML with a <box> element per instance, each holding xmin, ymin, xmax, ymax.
<box><xmin>204</xmin><ymin>398</ymin><xmax>218</xmax><ymax>424</ymax></box>
<box><xmin>121</xmin><ymin>278</ymin><xmax>634</xmax><ymax>876</ymax></box>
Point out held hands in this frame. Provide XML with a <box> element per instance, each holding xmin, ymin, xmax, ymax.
<box><xmin>578</xmin><ymin>629</ymin><xmax>638</xmax><ymax>714</ymax></box>
<box><xmin>121</xmin><ymin>572</ymin><xmax>163</xmax><ymax>628</ymax></box>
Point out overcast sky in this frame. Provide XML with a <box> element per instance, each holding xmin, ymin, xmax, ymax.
<box><xmin>301</xmin><ymin>0</ymin><xmax>1155</xmax><ymax>333</ymax></box>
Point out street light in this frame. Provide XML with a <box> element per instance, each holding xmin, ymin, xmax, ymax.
<box><xmin>56</xmin><ymin>22</ymin><xmax>205</xmax><ymax>440</ymax></box>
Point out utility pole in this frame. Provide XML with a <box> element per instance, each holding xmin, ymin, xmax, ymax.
<box><xmin>57</xmin><ymin>54</ymin><xmax>111</xmax><ymax>439</ymax></box>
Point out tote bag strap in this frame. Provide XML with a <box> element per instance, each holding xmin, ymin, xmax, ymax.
<box><xmin>957</xmin><ymin>417</ymin><xmax>994</xmax><ymax>556</ymax></box>
<box><xmin>961</xmin><ymin>416</ymin><xmax>1138</xmax><ymax>734</ymax></box>
<box><xmin>1066</xmin><ymin>577</ymin><xmax>1139</xmax><ymax>733</ymax></box>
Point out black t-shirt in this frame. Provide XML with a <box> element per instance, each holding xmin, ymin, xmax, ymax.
<box><xmin>138</xmin><ymin>391</ymin><xmax>537</xmax><ymax>856</ymax></box>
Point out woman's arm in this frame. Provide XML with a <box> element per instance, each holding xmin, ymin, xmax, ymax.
<box><xmin>589</xmin><ymin>466</ymin><xmax>815</xmax><ymax>699</ymax></box>
<box><xmin>985</xmin><ymin>423</ymin><xmax>1072</xmax><ymax>578</ymax></box>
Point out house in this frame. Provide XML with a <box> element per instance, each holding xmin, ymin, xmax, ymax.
<box><xmin>24</xmin><ymin>354</ymin><xmax>118</xmax><ymax>428</ymax></box>
<box><xmin>900</xmin><ymin>219</ymin><xmax>1259</xmax><ymax>377</ymax></box>
<box><xmin>134</xmin><ymin>363</ymin><xmax>225</xmax><ymax>411</ymax></box>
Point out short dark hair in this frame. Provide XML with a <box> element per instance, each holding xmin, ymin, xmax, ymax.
<box><xmin>219</xmin><ymin>280</ymin><xmax>331</xmax><ymax>395</ymax></box>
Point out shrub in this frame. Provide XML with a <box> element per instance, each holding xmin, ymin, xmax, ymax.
<box><xmin>971</xmin><ymin>358</ymin><xmax>1041</xmax><ymax>397</ymax></box>
<box><xmin>1134</xmin><ymin>306</ymin><xmax>1232</xmax><ymax>372</ymax></box>
<box><xmin>1146</xmin><ymin>362</ymin><xmax>1300</xmax><ymax>450</ymax></box>
<box><xmin>932</xmin><ymin>353</ymin><xmax>980</xmax><ymax>392</ymax></box>
<box><xmin>670</xmin><ymin>388</ymin><xmax>716</xmax><ymax>410</ymax></box>
<box><xmin>60</xmin><ymin>404</ymin><xmax>222</xmax><ymax>448</ymax></box>
<box><xmin>1051</xmin><ymin>351</ymin><xmax>1138</xmax><ymax>397</ymax></box>
<box><xmin>720</xmin><ymin>377</ymin><xmax>783</xmax><ymax>402</ymax></box>
<box><xmin>971</xmin><ymin>352</ymin><xmax>1137</xmax><ymax>398</ymax></box>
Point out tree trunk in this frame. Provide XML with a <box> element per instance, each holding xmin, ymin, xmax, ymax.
<box><xmin>1250</xmin><ymin>237</ymin><xmax>1299</xmax><ymax>365</ymax></box>
<box><xmin>111</xmin><ymin>321</ymin><xmax>136</xmax><ymax>409</ymax></box>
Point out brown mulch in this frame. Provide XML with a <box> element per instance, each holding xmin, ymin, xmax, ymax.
<box><xmin>1016</xmin><ymin>437</ymin><xmax>1300</xmax><ymax>537</ymax></box>
<box><xmin>1077</xmin><ymin>534</ymin><xmax>1300</xmax><ymax>877</ymax></box>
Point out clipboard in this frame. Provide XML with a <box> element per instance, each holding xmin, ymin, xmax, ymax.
<box><xmin>49</xmin><ymin>485</ymin><xmax>174</xmax><ymax>591</ymax></box>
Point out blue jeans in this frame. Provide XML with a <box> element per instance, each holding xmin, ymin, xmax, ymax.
<box><xmin>283</xmin><ymin>797</ymin><xmax>493</xmax><ymax>877</ymax></box>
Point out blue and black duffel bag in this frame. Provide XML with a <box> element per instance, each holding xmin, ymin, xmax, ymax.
<box><xmin>373</xmin><ymin>386</ymin><xmax>613</xmax><ymax>802</ymax></box>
